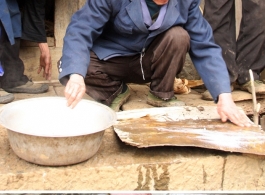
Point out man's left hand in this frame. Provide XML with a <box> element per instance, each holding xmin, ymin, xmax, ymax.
<box><xmin>217</xmin><ymin>93</ymin><xmax>254</xmax><ymax>127</ymax></box>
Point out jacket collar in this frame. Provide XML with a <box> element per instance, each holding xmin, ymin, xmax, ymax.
<box><xmin>126</xmin><ymin>0</ymin><xmax>149</xmax><ymax>33</ymax></box>
<box><xmin>126</xmin><ymin>0</ymin><xmax>180</xmax><ymax>34</ymax></box>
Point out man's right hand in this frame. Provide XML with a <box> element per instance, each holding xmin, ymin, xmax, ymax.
<box><xmin>38</xmin><ymin>43</ymin><xmax>52</xmax><ymax>80</ymax></box>
<box><xmin>64</xmin><ymin>74</ymin><xmax>86</xmax><ymax>109</ymax></box>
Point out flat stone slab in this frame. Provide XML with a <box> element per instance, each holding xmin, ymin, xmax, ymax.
<box><xmin>1</xmin><ymin>84</ymin><xmax>265</xmax><ymax>191</ymax></box>
<box><xmin>0</xmin><ymin>125</ymin><xmax>225</xmax><ymax>191</ymax></box>
<box><xmin>1</xmin><ymin>124</ymin><xmax>265</xmax><ymax>191</ymax></box>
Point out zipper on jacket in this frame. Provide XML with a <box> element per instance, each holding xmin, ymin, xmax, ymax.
<box><xmin>140</xmin><ymin>48</ymin><xmax>146</xmax><ymax>80</ymax></box>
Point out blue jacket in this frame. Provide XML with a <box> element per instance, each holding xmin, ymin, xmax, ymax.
<box><xmin>59</xmin><ymin>0</ymin><xmax>231</xmax><ymax>102</ymax></box>
<box><xmin>0</xmin><ymin>0</ymin><xmax>21</xmax><ymax>45</ymax></box>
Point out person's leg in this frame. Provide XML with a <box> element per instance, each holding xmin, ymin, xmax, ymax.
<box><xmin>0</xmin><ymin>36</ymin><xmax>49</xmax><ymax>94</ymax></box>
<box><xmin>84</xmin><ymin>26</ymin><xmax>189</xmax><ymax>108</ymax></box>
<box><xmin>236</xmin><ymin>0</ymin><xmax>265</xmax><ymax>86</ymax></box>
<box><xmin>0</xmin><ymin>0</ymin><xmax>49</xmax><ymax>95</ymax></box>
<box><xmin>0</xmin><ymin>37</ymin><xmax>29</xmax><ymax>89</ymax></box>
<box><xmin>143</xmin><ymin>26</ymin><xmax>190</xmax><ymax>100</ymax></box>
<box><xmin>0</xmin><ymin>23</ymin><xmax>15</xmax><ymax>103</ymax></box>
<box><xmin>204</xmin><ymin>0</ymin><xmax>237</xmax><ymax>83</ymax></box>
<box><xmin>84</xmin><ymin>51</ymin><xmax>131</xmax><ymax>107</ymax></box>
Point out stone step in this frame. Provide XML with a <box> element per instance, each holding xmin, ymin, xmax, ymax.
<box><xmin>0</xmin><ymin>84</ymin><xmax>265</xmax><ymax>190</ymax></box>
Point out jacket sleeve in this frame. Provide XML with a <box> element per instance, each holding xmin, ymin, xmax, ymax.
<box><xmin>1</xmin><ymin>0</ymin><xmax>21</xmax><ymax>44</ymax></box>
<box><xmin>59</xmin><ymin>0</ymin><xmax>112</xmax><ymax>85</ymax></box>
<box><xmin>184</xmin><ymin>0</ymin><xmax>231</xmax><ymax>103</ymax></box>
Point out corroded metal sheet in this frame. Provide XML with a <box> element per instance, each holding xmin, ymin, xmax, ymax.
<box><xmin>114</xmin><ymin>106</ymin><xmax>265</xmax><ymax>155</ymax></box>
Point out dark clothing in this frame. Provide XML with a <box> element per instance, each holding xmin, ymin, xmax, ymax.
<box><xmin>0</xmin><ymin>0</ymin><xmax>27</xmax><ymax>88</ymax></box>
<box><xmin>0</xmin><ymin>27</ymin><xmax>28</xmax><ymax>89</ymax></box>
<box><xmin>85</xmin><ymin>27</ymin><xmax>190</xmax><ymax>106</ymax></box>
<box><xmin>21</xmin><ymin>0</ymin><xmax>47</xmax><ymax>43</ymax></box>
<box><xmin>204</xmin><ymin>0</ymin><xmax>265</xmax><ymax>85</ymax></box>
<box><xmin>0</xmin><ymin>0</ymin><xmax>46</xmax><ymax>88</ymax></box>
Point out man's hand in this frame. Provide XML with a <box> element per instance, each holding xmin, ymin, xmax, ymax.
<box><xmin>217</xmin><ymin>93</ymin><xmax>254</xmax><ymax>127</ymax></box>
<box><xmin>64</xmin><ymin>74</ymin><xmax>86</xmax><ymax>109</ymax></box>
<box><xmin>38</xmin><ymin>43</ymin><xmax>52</xmax><ymax>80</ymax></box>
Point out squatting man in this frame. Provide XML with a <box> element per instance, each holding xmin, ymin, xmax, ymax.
<box><xmin>58</xmin><ymin>0</ymin><xmax>253</xmax><ymax>127</ymax></box>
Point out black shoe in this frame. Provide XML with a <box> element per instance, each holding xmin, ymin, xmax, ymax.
<box><xmin>110</xmin><ymin>85</ymin><xmax>131</xmax><ymax>111</ymax></box>
<box><xmin>0</xmin><ymin>90</ymin><xmax>14</xmax><ymax>104</ymax></box>
<box><xmin>239</xmin><ymin>80</ymin><xmax>265</xmax><ymax>94</ymax></box>
<box><xmin>147</xmin><ymin>92</ymin><xmax>185</xmax><ymax>107</ymax></box>
<box><xmin>4</xmin><ymin>81</ymin><xmax>49</xmax><ymax>94</ymax></box>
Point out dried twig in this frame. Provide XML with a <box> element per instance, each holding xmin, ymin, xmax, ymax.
<box><xmin>249</xmin><ymin>69</ymin><xmax>260</xmax><ymax>125</ymax></box>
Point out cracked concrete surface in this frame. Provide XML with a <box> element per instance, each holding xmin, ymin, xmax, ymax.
<box><xmin>0</xmin><ymin>83</ymin><xmax>265</xmax><ymax>191</ymax></box>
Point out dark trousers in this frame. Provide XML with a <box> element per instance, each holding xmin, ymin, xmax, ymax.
<box><xmin>204</xmin><ymin>0</ymin><xmax>265</xmax><ymax>85</ymax></box>
<box><xmin>20</xmin><ymin>0</ymin><xmax>47</xmax><ymax>42</ymax></box>
<box><xmin>0</xmin><ymin>23</ymin><xmax>28</xmax><ymax>89</ymax></box>
<box><xmin>84</xmin><ymin>26</ymin><xmax>190</xmax><ymax>106</ymax></box>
